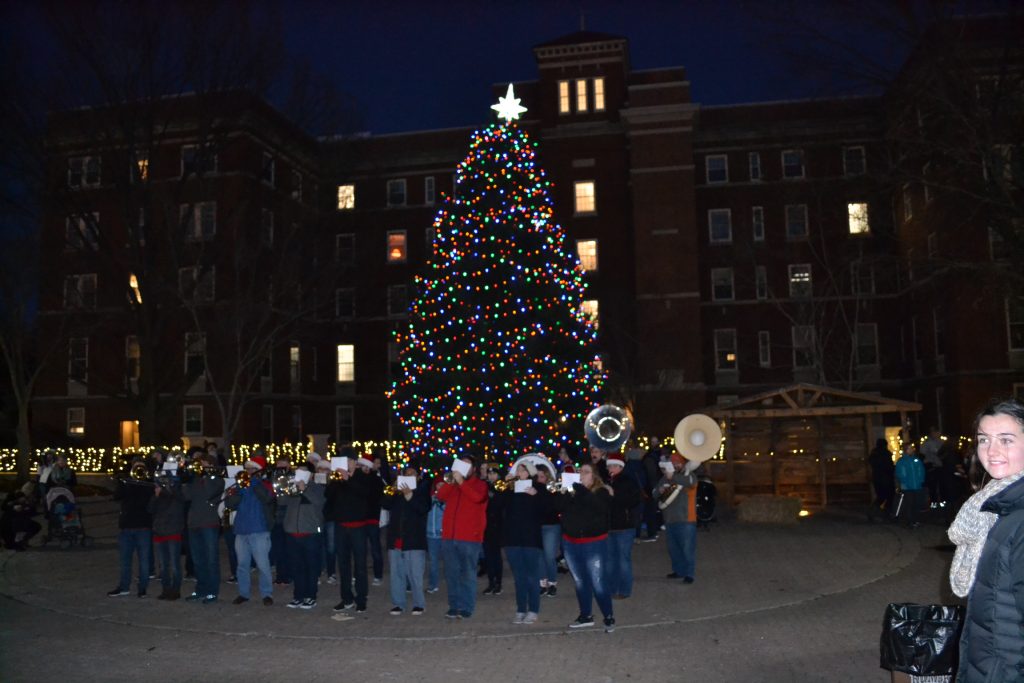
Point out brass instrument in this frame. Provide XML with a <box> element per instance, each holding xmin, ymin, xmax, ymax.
<box><xmin>272</xmin><ymin>473</ymin><xmax>300</xmax><ymax>496</ymax></box>
<box><xmin>493</xmin><ymin>479</ymin><xmax>510</xmax><ymax>493</ymax></box>
<box><xmin>657</xmin><ymin>483</ymin><xmax>682</xmax><ymax>510</ymax></box>
<box><xmin>585</xmin><ymin>404</ymin><xmax>633</xmax><ymax>453</ymax></box>
<box><xmin>130</xmin><ymin>460</ymin><xmax>151</xmax><ymax>481</ymax></box>
<box><xmin>189</xmin><ymin>458</ymin><xmax>205</xmax><ymax>475</ymax></box>
<box><xmin>236</xmin><ymin>470</ymin><xmax>252</xmax><ymax>489</ymax></box>
<box><xmin>443</xmin><ymin>471</ymin><xmax>455</xmax><ymax>484</ymax></box>
<box><xmin>330</xmin><ymin>468</ymin><xmax>347</xmax><ymax>481</ymax></box>
<box><xmin>384</xmin><ymin>484</ymin><xmax>397</xmax><ymax>496</ymax></box>
<box><xmin>546</xmin><ymin>480</ymin><xmax>574</xmax><ymax>495</ymax></box>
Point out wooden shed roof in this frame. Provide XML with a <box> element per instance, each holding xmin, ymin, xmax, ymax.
<box><xmin>702</xmin><ymin>383</ymin><xmax>922</xmax><ymax>419</ymax></box>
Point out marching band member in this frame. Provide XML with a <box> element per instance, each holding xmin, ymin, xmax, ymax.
<box><xmin>553</xmin><ymin>463</ymin><xmax>616</xmax><ymax>632</ymax></box>
<box><xmin>360</xmin><ymin>454</ymin><xmax>386</xmax><ymax>587</ymax></box>
<box><xmin>149</xmin><ymin>467</ymin><xmax>185</xmax><ymax>600</ymax></box>
<box><xmin>270</xmin><ymin>455</ymin><xmax>292</xmax><ymax>585</ymax></box>
<box><xmin>656</xmin><ymin>453</ymin><xmax>699</xmax><ymax>583</ymax></box>
<box><xmin>426</xmin><ymin>478</ymin><xmax>445</xmax><ymax>594</ymax></box>
<box><xmin>382</xmin><ymin>466</ymin><xmax>430</xmax><ymax>615</ymax></box>
<box><xmin>327</xmin><ymin>457</ymin><xmax>373</xmax><ymax>613</ymax></box>
<box><xmin>498</xmin><ymin>462</ymin><xmax>544</xmax><ymax>624</ymax></box>
<box><xmin>280</xmin><ymin>467</ymin><xmax>325</xmax><ymax>609</ymax></box>
<box><xmin>107</xmin><ymin>457</ymin><xmax>154</xmax><ymax>598</ymax></box>
<box><xmin>482</xmin><ymin>464</ymin><xmax>504</xmax><ymax>596</ymax></box>
<box><xmin>533</xmin><ymin>467</ymin><xmax>561</xmax><ymax>597</ymax></box>
<box><xmin>181</xmin><ymin>453</ymin><xmax>224</xmax><ymax>603</ymax></box>
<box><xmin>605</xmin><ymin>452</ymin><xmax>643</xmax><ymax>599</ymax></box>
<box><xmin>225</xmin><ymin>454</ymin><xmax>275</xmax><ymax>606</ymax></box>
<box><xmin>436</xmin><ymin>455</ymin><xmax>488</xmax><ymax>619</ymax></box>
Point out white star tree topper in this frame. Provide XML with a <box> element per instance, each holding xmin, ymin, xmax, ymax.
<box><xmin>491</xmin><ymin>83</ymin><xmax>528</xmax><ymax>123</ymax></box>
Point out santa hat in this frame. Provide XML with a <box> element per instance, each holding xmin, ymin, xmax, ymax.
<box><xmin>519</xmin><ymin>461</ymin><xmax>537</xmax><ymax>477</ymax></box>
<box><xmin>606</xmin><ymin>458</ymin><xmax>625</xmax><ymax>468</ymax></box>
<box><xmin>245</xmin><ymin>455</ymin><xmax>267</xmax><ymax>470</ymax></box>
<box><xmin>357</xmin><ymin>454</ymin><xmax>374</xmax><ymax>469</ymax></box>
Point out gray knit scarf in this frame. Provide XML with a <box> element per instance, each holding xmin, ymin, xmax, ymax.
<box><xmin>947</xmin><ymin>469</ymin><xmax>1024</xmax><ymax>597</ymax></box>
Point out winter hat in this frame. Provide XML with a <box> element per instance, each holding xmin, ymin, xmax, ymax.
<box><xmin>357</xmin><ymin>454</ymin><xmax>374</xmax><ymax>469</ymax></box>
<box><xmin>606</xmin><ymin>458</ymin><xmax>625</xmax><ymax>469</ymax></box>
<box><xmin>518</xmin><ymin>461</ymin><xmax>537</xmax><ymax>477</ymax></box>
<box><xmin>670</xmin><ymin>453</ymin><xmax>685</xmax><ymax>468</ymax></box>
<box><xmin>245</xmin><ymin>455</ymin><xmax>267</xmax><ymax>470</ymax></box>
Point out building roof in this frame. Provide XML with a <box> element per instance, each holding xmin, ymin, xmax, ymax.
<box><xmin>534</xmin><ymin>30</ymin><xmax>625</xmax><ymax>48</ymax></box>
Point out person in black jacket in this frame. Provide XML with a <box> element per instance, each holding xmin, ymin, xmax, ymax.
<box><xmin>1</xmin><ymin>484</ymin><xmax>41</xmax><ymax>551</ymax></box>
<box><xmin>640</xmin><ymin>437</ymin><xmax>664</xmax><ymax>541</ymax></box>
<box><xmin>108</xmin><ymin>458</ymin><xmax>154</xmax><ymax>598</ymax></box>
<box><xmin>481</xmin><ymin>466</ymin><xmax>505</xmax><ymax>596</ymax></box>
<box><xmin>326</xmin><ymin>459</ymin><xmax>373</xmax><ymax>612</ymax></box>
<box><xmin>149</xmin><ymin>473</ymin><xmax>185</xmax><ymax>600</ymax></box>
<box><xmin>382</xmin><ymin>466</ymin><xmax>430</xmax><ymax>615</ymax></box>
<box><xmin>605</xmin><ymin>453</ymin><xmax>643</xmax><ymax>598</ymax></box>
<box><xmin>533</xmin><ymin>467</ymin><xmax>561</xmax><ymax>597</ymax></box>
<box><xmin>867</xmin><ymin>438</ymin><xmax>896</xmax><ymax>522</ymax></box>
<box><xmin>498</xmin><ymin>461</ymin><xmax>545</xmax><ymax>624</ymax></box>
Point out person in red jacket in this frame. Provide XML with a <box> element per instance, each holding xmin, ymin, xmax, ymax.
<box><xmin>435</xmin><ymin>456</ymin><xmax>488</xmax><ymax>619</ymax></box>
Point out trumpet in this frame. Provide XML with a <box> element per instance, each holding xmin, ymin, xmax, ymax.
<box><xmin>189</xmin><ymin>458</ymin><xmax>205</xmax><ymax>475</ymax></box>
<box><xmin>443</xmin><ymin>471</ymin><xmax>455</xmax><ymax>484</ymax></box>
<box><xmin>236</xmin><ymin>470</ymin><xmax>253</xmax><ymax>489</ymax></box>
<box><xmin>384</xmin><ymin>484</ymin><xmax>397</xmax><ymax>496</ymax></box>
<box><xmin>330</xmin><ymin>469</ymin><xmax>347</xmax><ymax>481</ymax></box>
<box><xmin>546</xmin><ymin>480</ymin><xmax>575</xmax><ymax>495</ymax></box>
<box><xmin>272</xmin><ymin>473</ymin><xmax>300</xmax><ymax>496</ymax></box>
<box><xmin>493</xmin><ymin>479</ymin><xmax>510</xmax><ymax>492</ymax></box>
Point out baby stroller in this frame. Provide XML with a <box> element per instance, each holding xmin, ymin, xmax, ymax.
<box><xmin>695</xmin><ymin>476</ymin><xmax>717</xmax><ymax>530</ymax></box>
<box><xmin>43</xmin><ymin>487</ymin><xmax>93</xmax><ymax>549</ymax></box>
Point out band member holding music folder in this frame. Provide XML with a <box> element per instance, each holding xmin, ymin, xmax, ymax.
<box><xmin>553</xmin><ymin>463</ymin><xmax>616</xmax><ymax>633</ymax></box>
<box><xmin>606</xmin><ymin>453</ymin><xmax>643</xmax><ymax>599</ymax></box>
<box><xmin>280</xmin><ymin>468</ymin><xmax>325</xmax><ymax>609</ymax></box>
<box><xmin>107</xmin><ymin>457</ymin><xmax>154</xmax><ymax>599</ymax></box>
<box><xmin>181</xmin><ymin>453</ymin><xmax>225</xmax><ymax>603</ymax></box>
<box><xmin>224</xmin><ymin>454</ymin><xmax>275</xmax><ymax>606</ymax></box>
<box><xmin>657</xmin><ymin>453</ymin><xmax>699</xmax><ymax>583</ymax></box>
<box><xmin>382</xmin><ymin>466</ymin><xmax>430</xmax><ymax>616</ymax></box>
<box><xmin>327</xmin><ymin>457</ymin><xmax>374</xmax><ymax>613</ymax></box>
<box><xmin>436</xmin><ymin>456</ymin><xmax>488</xmax><ymax>619</ymax></box>
<box><xmin>497</xmin><ymin>462</ymin><xmax>545</xmax><ymax>624</ymax></box>
<box><xmin>149</xmin><ymin>467</ymin><xmax>186</xmax><ymax>600</ymax></box>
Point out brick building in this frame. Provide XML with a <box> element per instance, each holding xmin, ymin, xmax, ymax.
<box><xmin>31</xmin><ymin>21</ymin><xmax>1023</xmax><ymax>450</ymax></box>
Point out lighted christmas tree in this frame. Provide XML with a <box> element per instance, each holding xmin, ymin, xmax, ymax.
<box><xmin>389</xmin><ymin>85</ymin><xmax>603</xmax><ymax>466</ymax></box>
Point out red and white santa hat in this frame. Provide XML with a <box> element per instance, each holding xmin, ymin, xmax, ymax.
<box><xmin>606</xmin><ymin>457</ymin><xmax>625</xmax><ymax>468</ymax></box>
<box><xmin>357</xmin><ymin>453</ymin><xmax>374</xmax><ymax>469</ymax></box>
<box><xmin>245</xmin><ymin>455</ymin><xmax>267</xmax><ymax>470</ymax></box>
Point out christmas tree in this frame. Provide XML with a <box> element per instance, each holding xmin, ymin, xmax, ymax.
<box><xmin>389</xmin><ymin>85</ymin><xmax>603</xmax><ymax>466</ymax></box>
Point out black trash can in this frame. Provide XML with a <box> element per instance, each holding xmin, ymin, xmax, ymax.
<box><xmin>880</xmin><ymin>603</ymin><xmax>965</xmax><ymax>682</ymax></box>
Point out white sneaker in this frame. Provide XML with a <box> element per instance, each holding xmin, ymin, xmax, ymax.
<box><xmin>523</xmin><ymin>612</ymin><xmax>538</xmax><ymax>624</ymax></box>
<box><xmin>326</xmin><ymin>575</ymin><xmax>338</xmax><ymax>585</ymax></box>
<box><xmin>372</xmin><ymin>578</ymin><xmax>382</xmax><ymax>587</ymax></box>
<box><xmin>512</xmin><ymin>612</ymin><xmax>526</xmax><ymax>624</ymax></box>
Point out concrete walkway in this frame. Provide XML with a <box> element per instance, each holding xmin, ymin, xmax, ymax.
<box><xmin>0</xmin><ymin>496</ymin><xmax>957</xmax><ymax>682</ymax></box>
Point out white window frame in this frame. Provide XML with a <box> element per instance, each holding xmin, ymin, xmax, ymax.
<box><xmin>67</xmin><ymin>407</ymin><xmax>85</xmax><ymax>436</ymax></box>
<box><xmin>183</xmin><ymin>405</ymin><xmax>204</xmax><ymax>436</ymax></box>
<box><xmin>558</xmin><ymin>80</ymin><xmax>571</xmax><ymax>114</ymax></box>
<box><xmin>581</xmin><ymin>299</ymin><xmax>599</xmax><ymax>330</ymax></box>
<box><xmin>261</xmin><ymin>152</ymin><xmax>275</xmax><ymax>186</ymax></box>
<box><xmin>711</xmin><ymin>267</ymin><xmax>735</xmax><ymax>301</ymax></box>
<box><xmin>424</xmin><ymin>176</ymin><xmax>435</xmax><ymax>205</ymax></box>
<box><xmin>755</xmin><ymin>265</ymin><xmax>768</xmax><ymax>300</ymax></box>
<box><xmin>387</xmin><ymin>230</ymin><xmax>407</xmax><ymax>263</ymax></box>
<box><xmin>289</xmin><ymin>343</ymin><xmax>301</xmax><ymax>387</ymax></box>
<box><xmin>337</xmin><ymin>184</ymin><xmax>355</xmax><ymax>210</ymax></box>
<box><xmin>63</xmin><ymin>273</ymin><xmax>97</xmax><ymax>310</ymax></box>
<box><xmin>788</xmin><ymin>263</ymin><xmax>812</xmax><ymax>298</ymax></box>
<box><xmin>336</xmin><ymin>405</ymin><xmax>355</xmax><ymax>444</ymax></box>
<box><xmin>593</xmin><ymin>77</ymin><xmax>605</xmax><ymax>111</ymax></box>
<box><xmin>178</xmin><ymin>266</ymin><xmax>215</xmax><ymax>302</ymax></box>
<box><xmin>1007</xmin><ymin>298</ymin><xmax>1024</xmax><ymax>351</ymax></box>
<box><xmin>68</xmin><ymin>155</ymin><xmax>101</xmax><ymax>188</ymax></box>
<box><xmin>843</xmin><ymin>146</ymin><xmax>866</xmax><ymax>176</ymax></box>
<box><xmin>856</xmin><ymin>323</ymin><xmax>879</xmax><ymax>366</ymax></box>
<box><xmin>714</xmin><ymin>329</ymin><xmax>737</xmax><ymax>371</ymax></box>
<box><xmin>387</xmin><ymin>284</ymin><xmax>408</xmax><ymax>318</ymax></box>
<box><xmin>180</xmin><ymin>144</ymin><xmax>217</xmax><ymax>177</ymax></box>
<box><xmin>181</xmin><ymin>202</ymin><xmax>217</xmax><ymax>241</ymax></box>
<box><xmin>336</xmin><ymin>344</ymin><xmax>355</xmax><ymax>383</ymax></box>
<box><xmin>68</xmin><ymin>337</ymin><xmax>88</xmax><ymax>383</ymax></box>
<box><xmin>752</xmin><ymin>206</ymin><xmax>765</xmax><ymax>242</ymax></box>
<box><xmin>262</xmin><ymin>405</ymin><xmax>274</xmax><ymax>441</ymax></box>
<box><xmin>851</xmin><ymin>263</ymin><xmax>875</xmax><ymax>295</ymax></box>
<box><xmin>66</xmin><ymin>213</ymin><xmax>100</xmax><ymax>250</ymax></box>
<box><xmin>847</xmin><ymin>202</ymin><xmax>870</xmax><ymax>235</ymax></box>
<box><xmin>575</xmin><ymin>79</ymin><xmax>588</xmax><ymax>112</ymax></box>
<box><xmin>781</xmin><ymin>149</ymin><xmax>805</xmax><ymax>179</ymax></box>
<box><xmin>573</xmin><ymin>181</ymin><xmax>596</xmax><ymax>214</ymax></box>
<box><xmin>792</xmin><ymin>325</ymin><xmax>816</xmax><ymax>368</ymax></box>
<box><xmin>705</xmin><ymin>155</ymin><xmax>728</xmax><ymax>184</ymax></box>
<box><xmin>748</xmin><ymin>152</ymin><xmax>762</xmax><ymax>182</ymax></box>
<box><xmin>336</xmin><ymin>233</ymin><xmax>355</xmax><ymax>265</ymax></box>
<box><xmin>576</xmin><ymin>239</ymin><xmax>598</xmax><ymax>272</ymax></box>
<box><xmin>758</xmin><ymin>331</ymin><xmax>771</xmax><ymax>368</ymax></box>
<box><xmin>387</xmin><ymin>178</ymin><xmax>407</xmax><ymax>207</ymax></box>
<box><xmin>184</xmin><ymin>332</ymin><xmax>207</xmax><ymax>376</ymax></box>
<box><xmin>785</xmin><ymin>204</ymin><xmax>808</xmax><ymax>240</ymax></box>
<box><xmin>335</xmin><ymin>288</ymin><xmax>354</xmax><ymax>319</ymax></box>
<box><xmin>291</xmin><ymin>169</ymin><xmax>302</xmax><ymax>202</ymax></box>
<box><xmin>708</xmin><ymin>209</ymin><xmax>732</xmax><ymax>243</ymax></box>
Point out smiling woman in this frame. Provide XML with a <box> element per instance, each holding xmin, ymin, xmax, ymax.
<box><xmin>947</xmin><ymin>398</ymin><xmax>1024</xmax><ymax>683</ymax></box>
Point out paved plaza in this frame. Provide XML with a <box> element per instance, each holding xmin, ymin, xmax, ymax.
<box><xmin>0</xmin><ymin>493</ymin><xmax>957</xmax><ymax>682</ymax></box>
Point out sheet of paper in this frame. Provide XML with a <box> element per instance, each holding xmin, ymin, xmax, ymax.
<box><xmin>293</xmin><ymin>469</ymin><xmax>311</xmax><ymax>484</ymax></box>
<box><xmin>162</xmin><ymin>462</ymin><xmax>178</xmax><ymax>472</ymax></box>
<box><xmin>514</xmin><ymin>479</ymin><xmax>532</xmax><ymax>493</ymax></box>
<box><xmin>226</xmin><ymin>465</ymin><xmax>242</xmax><ymax>478</ymax></box>
<box><xmin>397</xmin><ymin>475</ymin><xmax>417</xmax><ymax>491</ymax></box>
<box><xmin>451</xmin><ymin>459</ymin><xmax>471</xmax><ymax>477</ymax></box>
<box><xmin>314</xmin><ymin>472</ymin><xmax>327</xmax><ymax>485</ymax></box>
<box><xmin>561</xmin><ymin>472</ymin><xmax>581</xmax><ymax>488</ymax></box>
<box><xmin>331</xmin><ymin>456</ymin><xmax>348</xmax><ymax>471</ymax></box>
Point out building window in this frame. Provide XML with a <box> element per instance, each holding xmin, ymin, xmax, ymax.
<box><xmin>1007</xmin><ymin>298</ymin><xmax>1024</xmax><ymax>351</ymax></box>
<box><xmin>856</xmin><ymin>323</ymin><xmax>879</xmax><ymax>366</ymax></box>
<box><xmin>581</xmin><ymin>299</ymin><xmax>599</xmax><ymax>329</ymax></box>
<box><xmin>183</xmin><ymin>405</ymin><xmax>203</xmax><ymax>435</ymax></box>
<box><xmin>387</xmin><ymin>231</ymin><xmax>407</xmax><ymax>263</ymax></box>
<box><xmin>848</xmin><ymin>202</ymin><xmax>870</xmax><ymax>235</ymax></box>
<box><xmin>336</xmin><ymin>406</ymin><xmax>355</xmax><ymax>444</ymax></box>
<box><xmin>782</xmin><ymin>149</ymin><xmax>804</xmax><ymax>179</ymax></box>
<box><xmin>131</xmin><ymin>151</ymin><xmax>149</xmax><ymax>183</ymax></box>
<box><xmin>185</xmin><ymin>332</ymin><xmax>206</xmax><ymax>377</ymax></box>
<box><xmin>575</xmin><ymin>79</ymin><xmax>588</xmax><ymax>112</ymax></box>
<box><xmin>66</xmin><ymin>213</ymin><xmax>99</xmax><ymax>250</ymax></box>
<box><xmin>337</xmin><ymin>184</ymin><xmax>355</xmax><ymax>210</ymax></box>
<box><xmin>593</xmin><ymin>77</ymin><xmax>605</xmax><ymax>111</ymax></box>
<box><xmin>261</xmin><ymin>152</ymin><xmax>275</xmax><ymax>186</ymax></box>
<box><xmin>288</xmin><ymin>344</ymin><xmax>301</xmax><ymax>390</ymax></box>
<box><xmin>425</xmin><ymin>227</ymin><xmax>436</xmax><ymax>258</ymax></box>
<box><xmin>785</xmin><ymin>204</ymin><xmax>808</xmax><ymax>240</ymax></box>
<box><xmin>180</xmin><ymin>144</ymin><xmax>217</xmax><ymax>176</ymax></box>
<box><xmin>262</xmin><ymin>405</ymin><xmax>274</xmax><ymax>442</ymax></box>
<box><xmin>851</xmin><ymin>263</ymin><xmax>875</xmax><ymax>295</ymax></box>
<box><xmin>178</xmin><ymin>266</ymin><xmax>215</xmax><ymax>302</ymax></box>
<box><xmin>788</xmin><ymin>264</ymin><xmax>812</xmax><ymax>298</ymax></box>
<box><xmin>63</xmin><ymin>274</ymin><xmax>97</xmax><ymax>309</ymax></box>
<box><xmin>705</xmin><ymin>155</ymin><xmax>728</xmax><ymax>184</ymax></box>
<box><xmin>68</xmin><ymin>337</ymin><xmax>88</xmax><ymax>383</ymax></box>
<box><xmin>387</xmin><ymin>284</ymin><xmax>408</xmax><ymax>318</ymax></box>
<box><xmin>714</xmin><ymin>329</ymin><xmax>737</xmax><ymax>370</ymax></box>
<box><xmin>573</xmin><ymin>181</ymin><xmax>596</xmax><ymax>214</ymax></box>
<box><xmin>576</xmin><ymin>239</ymin><xmax>598</xmax><ymax>271</ymax></box>
<box><xmin>749</xmin><ymin>152</ymin><xmax>762</xmax><ymax>181</ymax></box>
<box><xmin>708</xmin><ymin>209</ymin><xmax>732</xmax><ymax>243</ymax></box>
<box><xmin>903</xmin><ymin>185</ymin><xmax>913</xmax><ymax>221</ymax></box>
<box><xmin>424</xmin><ymin>176</ymin><xmax>435</xmax><ymax>205</ymax></box>
<box><xmin>792</xmin><ymin>326</ymin><xmax>815</xmax><ymax>368</ymax></box>
<box><xmin>843</xmin><ymin>146</ymin><xmax>866</xmax><ymax>176</ymax></box>
<box><xmin>67</xmin><ymin>407</ymin><xmax>85</xmax><ymax>437</ymax></box>
<box><xmin>387</xmin><ymin>178</ymin><xmax>407</xmax><ymax>207</ymax></box>
<box><xmin>68</xmin><ymin>156</ymin><xmax>100</xmax><ymax>188</ymax></box>
<box><xmin>291</xmin><ymin>405</ymin><xmax>303</xmax><ymax>442</ymax></box>
<box><xmin>126</xmin><ymin>335</ymin><xmax>140</xmax><ymax>382</ymax></box>
<box><xmin>128</xmin><ymin>273</ymin><xmax>142</xmax><ymax>304</ymax></box>
<box><xmin>758</xmin><ymin>331</ymin><xmax>771</xmax><ymax>368</ymax></box>
<box><xmin>755</xmin><ymin>265</ymin><xmax>768</xmax><ymax>300</ymax></box>
<box><xmin>934</xmin><ymin>309</ymin><xmax>946</xmax><ymax>358</ymax></box>
<box><xmin>558</xmin><ymin>80</ymin><xmax>571</xmax><ymax>114</ymax></box>
<box><xmin>711</xmin><ymin>267</ymin><xmax>734</xmax><ymax>301</ymax></box>
<box><xmin>907</xmin><ymin>248</ymin><xmax>915</xmax><ymax>282</ymax></box>
<box><xmin>261</xmin><ymin>209</ymin><xmax>274</xmax><ymax>246</ymax></box>
<box><xmin>337</xmin><ymin>344</ymin><xmax>355</xmax><ymax>383</ymax></box>
<box><xmin>336</xmin><ymin>233</ymin><xmax>355</xmax><ymax>265</ymax></box>
<box><xmin>290</xmin><ymin>170</ymin><xmax>302</xmax><ymax>201</ymax></box>
<box><xmin>181</xmin><ymin>202</ymin><xmax>216</xmax><ymax>241</ymax></box>
<box><xmin>752</xmin><ymin>206</ymin><xmax>765</xmax><ymax>242</ymax></box>
<box><xmin>335</xmin><ymin>288</ymin><xmax>354</xmax><ymax>319</ymax></box>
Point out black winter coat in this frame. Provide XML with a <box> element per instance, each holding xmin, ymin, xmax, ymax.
<box><xmin>497</xmin><ymin>487</ymin><xmax>543</xmax><ymax>548</ymax></box>
<box><xmin>325</xmin><ymin>471</ymin><xmax>372</xmax><ymax>524</ymax></box>
<box><xmin>114</xmin><ymin>479</ymin><xmax>154</xmax><ymax>529</ymax></box>
<box><xmin>608</xmin><ymin>472</ymin><xmax>643</xmax><ymax>530</ymax></box>
<box><xmin>382</xmin><ymin>484</ymin><xmax>430</xmax><ymax>551</ymax></box>
<box><xmin>957</xmin><ymin>476</ymin><xmax>1024</xmax><ymax>683</ymax></box>
<box><xmin>554</xmin><ymin>485</ymin><xmax>611</xmax><ymax>539</ymax></box>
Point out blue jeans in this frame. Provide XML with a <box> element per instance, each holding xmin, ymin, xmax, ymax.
<box><xmin>336</xmin><ymin>525</ymin><xmax>368</xmax><ymax>608</ymax></box>
<box><xmin>366</xmin><ymin>524</ymin><xmax>383</xmax><ymax>579</ymax></box>
<box><xmin>607</xmin><ymin>528</ymin><xmax>636</xmax><ymax>596</ymax></box>
<box><xmin>665</xmin><ymin>521</ymin><xmax>697</xmax><ymax>578</ymax></box>
<box><xmin>188</xmin><ymin>526</ymin><xmax>220</xmax><ymax>598</ymax></box>
<box><xmin>442</xmin><ymin>539</ymin><xmax>481</xmax><ymax>615</ymax></box>
<box><xmin>322</xmin><ymin>523</ymin><xmax>336</xmax><ymax>577</ymax></box>
<box><xmin>286</xmin><ymin>533</ymin><xmax>321</xmax><ymax>601</ymax></box>
<box><xmin>388</xmin><ymin>548</ymin><xmax>426</xmax><ymax>610</ymax></box>
<box><xmin>155</xmin><ymin>538</ymin><xmax>181</xmax><ymax>592</ymax></box>
<box><xmin>505</xmin><ymin>546</ymin><xmax>543</xmax><ymax>613</ymax></box>
<box><xmin>540</xmin><ymin>524</ymin><xmax>561</xmax><ymax>585</ymax></box>
<box><xmin>427</xmin><ymin>536</ymin><xmax>442</xmax><ymax>591</ymax></box>
<box><xmin>224</xmin><ymin>527</ymin><xmax>238</xmax><ymax>577</ymax></box>
<box><xmin>563</xmin><ymin>537</ymin><xmax>613</xmax><ymax>620</ymax></box>
<box><xmin>235</xmin><ymin>531</ymin><xmax>273</xmax><ymax>599</ymax></box>
<box><xmin>270</xmin><ymin>521</ymin><xmax>290</xmax><ymax>582</ymax></box>
<box><xmin>118</xmin><ymin>529</ymin><xmax>152</xmax><ymax>593</ymax></box>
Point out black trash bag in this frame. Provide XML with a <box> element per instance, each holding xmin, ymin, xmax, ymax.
<box><xmin>880</xmin><ymin>603</ymin><xmax>966</xmax><ymax>675</ymax></box>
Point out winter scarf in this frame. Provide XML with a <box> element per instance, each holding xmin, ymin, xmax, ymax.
<box><xmin>947</xmin><ymin>469</ymin><xmax>1024</xmax><ymax>597</ymax></box>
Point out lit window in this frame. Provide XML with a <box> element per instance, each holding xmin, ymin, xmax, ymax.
<box><xmin>387</xmin><ymin>284</ymin><xmax>408</xmax><ymax>318</ymax></box>
<box><xmin>711</xmin><ymin>268</ymin><xmax>734</xmax><ymax>301</ymax></box>
<box><xmin>289</xmin><ymin>343</ymin><xmax>301</xmax><ymax>386</ymax></box>
<box><xmin>575</xmin><ymin>79</ymin><xmax>588</xmax><ymax>112</ymax></box>
<box><xmin>183</xmin><ymin>405</ymin><xmax>203</xmax><ymax>435</ymax></box>
<box><xmin>843</xmin><ymin>146</ymin><xmax>866</xmax><ymax>176</ymax></box>
<box><xmin>336</xmin><ymin>406</ymin><xmax>354</xmax><ymax>443</ymax></box>
<box><xmin>785</xmin><ymin>204</ymin><xmax>808</xmax><ymax>240</ymax></box>
<box><xmin>788</xmin><ymin>264</ymin><xmax>812</xmax><ymax>298</ymax></box>
<box><xmin>336</xmin><ymin>233</ymin><xmax>355</xmax><ymax>265</ymax></box>
<box><xmin>758</xmin><ymin>331</ymin><xmax>771</xmax><ymax>368</ymax></box>
<box><xmin>66</xmin><ymin>213</ymin><xmax>99</xmax><ymax>250</ymax></box>
<box><xmin>180</xmin><ymin>202</ymin><xmax>217</xmax><ymax>241</ymax></box>
<box><xmin>782</xmin><ymin>149</ymin><xmax>804</xmax><ymax>179</ymax></box>
<box><xmin>856</xmin><ymin>323</ymin><xmax>879</xmax><ymax>366</ymax></box>
<box><xmin>558</xmin><ymin>81</ymin><xmax>571</xmax><ymax>114</ymax></box>
<box><xmin>708</xmin><ymin>209</ymin><xmax>732</xmax><ymax>243</ymax></box>
<box><xmin>68</xmin><ymin>156</ymin><xmax>100</xmax><ymax>188</ymax></box>
<box><xmin>132</xmin><ymin>151</ymin><xmax>148</xmax><ymax>183</ymax></box>
<box><xmin>68</xmin><ymin>337</ymin><xmax>88</xmax><ymax>383</ymax></box>
<box><xmin>424</xmin><ymin>176</ymin><xmax>435</xmax><ymax>205</ymax></box>
<box><xmin>67</xmin><ymin>407</ymin><xmax>85</xmax><ymax>436</ymax></box>
<box><xmin>714</xmin><ymin>329</ymin><xmax>737</xmax><ymax>370</ymax></box>
<box><xmin>261</xmin><ymin>152</ymin><xmax>275</xmax><ymax>186</ymax></box>
<box><xmin>336</xmin><ymin>344</ymin><xmax>355</xmax><ymax>383</ymax></box>
<box><xmin>574</xmin><ymin>181</ymin><xmax>596</xmax><ymax>214</ymax></box>
<box><xmin>125</xmin><ymin>336</ymin><xmax>140</xmax><ymax>382</ymax></box>
<box><xmin>581</xmin><ymin>300</ymin><xmax>599</xmax><ymax>329</ymax></box>
<box><xmin>335</xmin><ymin>288</ymin><xmax>354</xmax><ymax>319</ymax></box>
<box><xmin>337</xmin><ymin>184</ymin><xmax>355</xmax><ymax>210</ymax></box>
<box><xmin>847</xmin><ymin>202</ymin><xmax>870</xmax><ymax>235</ymax></box>
<box><xmin>752</xmin><ymin>206</ymin><xmax>765</xmax><ymax>241</ymax></box>
<box><xmin>63</xmin><ymin>274</ymin><xmax>97</xmax><ymax>309</ymax></box>
<box><xmin>593</xmin><ymin>77</ymin><xmax>605</xmax><ymax>111</ymax></box>
<box><xmin>792</xmin><ymin>326</ymin><xmax>815</xmax><ymax>368</ymax></box>
<box><xmin>749</xmin><ymin>152</ymin><xmax>762</xmax><ymax>181</ymax></box>
<box><xmin>128</xmin><ymin>273</ymin><xmax>142</xmax><ymax>304</ymax></box>
<box><xmin>705</xmin><ymin>155</ymin><xmax>728</xmax><ymax>184</ymax></box>
<box><xmin>576</xmin><ymin>239</ymin><xmax>598</xmax><ymax>271</ymax></box>
<box><xmin>755</xmin><ymin>265</ymin><xmax>767</xmax><ymax>300</ymax></box>
<box><xmin>387</xmin><ymin>231</ymin><xmax>407</xmax><ymax>263</ymax></box>
<box><xmin>387</xmin><ymin>179</ymin><xmax>407</xmax><ymax>207</ymax></box>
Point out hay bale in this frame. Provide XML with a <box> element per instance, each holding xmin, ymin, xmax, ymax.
<box><xmin>736</xmin><ymin>495</ymin><xmax>802</xmax><ymax>524</ymax></box>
